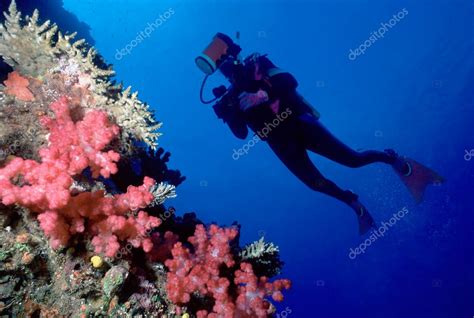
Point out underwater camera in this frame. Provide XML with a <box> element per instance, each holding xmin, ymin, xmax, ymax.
<box><xmin>195</xmin><ymin>32</ymin><xmax>257</xmax><ymax>118</ymax></box>
<box><xmin>195</xmin><ymin>32</ymin><xmax>242</xmax><ymax>76</ymax></box>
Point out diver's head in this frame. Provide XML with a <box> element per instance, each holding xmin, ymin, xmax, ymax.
<box><xmin>220</xmin><ymin>53</ymin><xmax>276</xmax><ymax>90</ymax></box>
<box><xmin>243</xmin><ymin>53</ymin><xmax>276</xmax><ymax>81</ymax></box>
<box><xmin>253</xmin><ymin>54</ymin><xmax>277</xmax><ymax>75</ymax></box>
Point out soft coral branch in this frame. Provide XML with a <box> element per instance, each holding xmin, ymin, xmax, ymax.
<box><xmin>234</xmin><ymin>262</ymin><xmax>291</xmax><ymax>316</ymax></box>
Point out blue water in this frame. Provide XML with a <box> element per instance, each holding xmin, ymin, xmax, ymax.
<box><xmin>57</xmin><ymin>1</ymin><xmax>474</xmax><ymax>317</ymax></box>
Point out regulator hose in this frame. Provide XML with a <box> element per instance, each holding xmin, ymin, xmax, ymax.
<box><xmin>200</xmin><ymin>75</ymin><xmax>218</xmax><ymax>104</ymax></box>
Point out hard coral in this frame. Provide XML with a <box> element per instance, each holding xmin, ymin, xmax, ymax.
<box><xmin>0</xmin><ymin>97</ymin><xmax>160</xmax><ymax>256</ymax></box>
<box><xmin>165</xmin><ymin>224</ymin><xmax>291</xmax><ymax>317</ymax></box>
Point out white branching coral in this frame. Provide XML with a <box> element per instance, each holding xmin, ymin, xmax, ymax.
<box><xmin>239</xmin><ymin>236</ymin><xmax>279</xmax><ymax>260</ymax></box>
<box><xmin>110</xmin><ymin>87</ymin><xmax>162</xmax><ymax>153</ymax></box>
<box><xmin>239</xmin><ymin>237</ymin><xmax>283</xmax><ymax>277</ymax></box>
<box><xmin>0</xmin><ymin>0</ymin><xmax>161</xmax><ymax>154</ymax></box>
<box><xmin>150</xmin><ymin>182</ymin><xmax>177</xmax><ymax>207</ymax></box>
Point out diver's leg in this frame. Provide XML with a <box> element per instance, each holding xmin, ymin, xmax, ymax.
<box><xmin>299</xmin><ymin>114</ymin><xmax>395</xmax><ymax>168</ymax></box>
<box><xmin>268</xmin><ymin>139</ymin><xmax>357</xmax><ymax>205</ymax></box>
<box><xmin>268</xmin><ymin>139</ymin><xmax>375</xmax><ymax>234</ymax></box>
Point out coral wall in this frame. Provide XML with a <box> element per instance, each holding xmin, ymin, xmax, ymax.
<box><xmin>0</xmin><ymin>2</ymin><xmax>291</xmax><ymax>317</ymax></box>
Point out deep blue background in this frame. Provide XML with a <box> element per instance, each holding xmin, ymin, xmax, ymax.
<box><xmin>57</xmin><ymin>1</ymin><xmax>474</xmax><ymax>317</ymax></box>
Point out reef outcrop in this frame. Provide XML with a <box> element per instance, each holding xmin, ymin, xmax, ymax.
<box><xmin>0</xmin><ymin>1</ymin><xmax>290</xmax><ymax>316</ymax></box>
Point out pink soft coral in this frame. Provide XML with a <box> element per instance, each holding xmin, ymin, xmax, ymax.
<box><xmin>91</xmin><ymin>210</ymin><xmax>161</xmax><ymax>257</ymax></box>
<box><xmin>0</xmin><ymin>97</ymin><xmax>160</xmax><ymax>256</ymax></box>
<box><xmin>165</xmin><ymin>224</ymin><xmax>238</xmax><ymax>307</ymax></box>
<box><xmin>234</xmin><ymin>263</ymin><xmax>291</xmax><ymax>317</ymax></box>
<box><xmin>3</xmin><ymin>71</ymin><xmax>34</xmax><ymax>101</ymax></box>
<box><xmin>39</xmin><ymin>96</ymin><xmax>120</xmax><ymax>178</ymax></box>
<box><xmin>165</xmin><ymin>224</ymin><xmax>291</xmax><ymax>317</ymax></box>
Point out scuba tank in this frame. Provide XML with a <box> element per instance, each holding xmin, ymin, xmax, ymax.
<box><xmin>266</xmin><ymin>67</ymin><xmax>321</xmax><ymax>119</ymax></box>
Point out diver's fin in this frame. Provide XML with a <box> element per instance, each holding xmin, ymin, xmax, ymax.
<box><xmin>358</xmin><ymin>209</ymin><xmax>375</xmax><ymax>235</ymax></box>
<box><xmin>393</xmin><ymin>157</ymin><xmax>445</xmax><ymax>203</ymax></box>
<box><xmin>350</xmin><ymin>200</ymin><xmax>376</xmax><ymax>235</ymax></box>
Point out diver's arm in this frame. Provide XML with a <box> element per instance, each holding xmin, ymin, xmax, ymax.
<box><xmin>213</xmin><ymin>103</ymin><xmax>249</xmax><ymax>139</ymax></box>
<box><xmin>227</xmin><ymin>114</ymin><xmax>248</xmax><ymax>139</ymax></box>
<box><xmin>238</xmin><ymin>90</ymin><xmax>269</xmax><ymax>112</ymax></box>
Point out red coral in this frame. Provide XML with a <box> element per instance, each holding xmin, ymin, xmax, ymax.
<box><xmin>234</xmin><ymin>263</ymin><xmax>291</xmax><ymax>317</ymax></box>
<box><xmin>0</xmin><ymin>97</ymin><xmax>160</xmax><ymax>256</ymax></box>
<box><xmin>91</xmin><ymin>210</ymin><xmax>161</xmax><ymax>257</ymax></box>
<box><xmin>165</xmin><ymin>224</ymin><xmax>291</xmax><ymax>317</ymax></box>
<box><xmin>39</xmin><ymin>96</ymin><xmax>121</xmax><ymax>178</ymax></box>
<box><xmin>3</xmin><ymin>71</ymin><xmax>34</xmax><ymax>101</ymax></box>
<box><xmin>165</xmin><ymin>224</ymin><xmax>238</xmax><ymax>307</ymax></box>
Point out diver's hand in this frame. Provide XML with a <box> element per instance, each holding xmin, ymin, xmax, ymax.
<box><xmin>239</xmin><ymin>90</ymin><xmax>269</xmax><ymax>111</ymax></box>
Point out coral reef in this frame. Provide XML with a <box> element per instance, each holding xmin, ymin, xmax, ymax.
<box><xmin>0</xmin><ymin>1</ymin><xmax>291</xmax><ymax>317</ymax></box>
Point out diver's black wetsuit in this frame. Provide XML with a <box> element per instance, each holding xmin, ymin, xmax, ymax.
<box><xmin>266</xmin><ymin>112</ymin><xmax>395</xmax><ymax>204</ymax></box>
<box><xmin>224</xmin><ymin>70</ymin><xmax>396</xmax><ymax>206</ymax></box>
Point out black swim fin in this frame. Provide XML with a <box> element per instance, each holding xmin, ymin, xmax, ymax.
<box><xmin>393</xmin><ymin>156</ymin><xmax>445</xmax><ymax>203</ymax></box>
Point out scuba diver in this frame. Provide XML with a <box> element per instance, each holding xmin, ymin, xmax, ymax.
<box><xmin>195</xmin><ymin>33</ymin><xmax>444</xmax><ymax>235</ymax></box>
